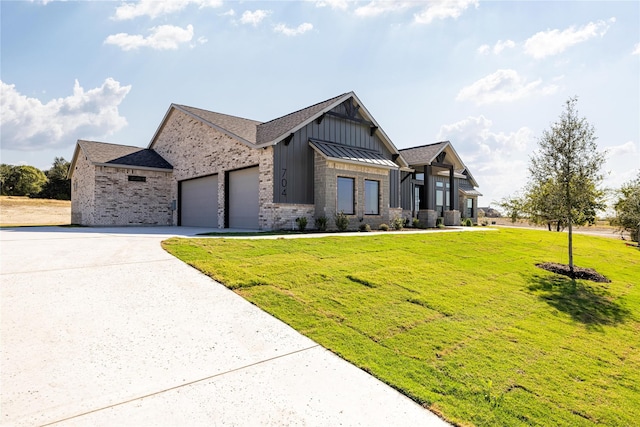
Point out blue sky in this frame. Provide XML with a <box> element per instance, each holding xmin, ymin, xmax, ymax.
<box><xmin>1</xmin><ymin>0</ymin><xmax>638</xmax><ymax>206</ymax></box>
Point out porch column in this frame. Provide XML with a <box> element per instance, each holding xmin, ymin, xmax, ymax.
<box><xmin>418</xmin><ymin>165</ymin><xmax>437</xmax><ymax>227</ymax></box>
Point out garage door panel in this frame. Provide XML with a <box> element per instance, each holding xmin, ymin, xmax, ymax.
<box><xmin>181</xmin><ymin>175</ymin><xmax>218</xmax><ymax>227</ymax></box>
<box><xmin>229</xmin><ymin>167</ymin><xmax>259</xmax><ymax>229</ymax></box>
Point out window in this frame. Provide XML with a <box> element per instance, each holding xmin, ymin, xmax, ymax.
<box><xmin>466</xmin><ymin>198</ymin><xmax>473</xmax><ymax>218</ymax></box>
<box><xmin>364</xmin><ymin>180</ymin><xmax>379</xmax><ymax>215</ymax></box>
<box><xmin>435</xmin><ymin>181</ymin><xmax>450</xmax><ymax>215</ymax></box>
<box><xmin>337</xmin><ymin>177</ymin><xmax>354</xmax><ymax>214</ymax></box>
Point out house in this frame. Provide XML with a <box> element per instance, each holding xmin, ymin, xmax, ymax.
<box><xmin>69</xmin><ymin>92</ymin><xmax>481</xmax><ymax>230</ymax></box>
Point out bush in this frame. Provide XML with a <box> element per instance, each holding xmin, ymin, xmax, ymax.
<box><xmin>315</xmin><ymin>216</ymin><xmax>328</xmax><ymax>231</ymax></box>
<box><xmin>412</xmin><ymin>218</ymin><xmax>421</xmax><ymax>228</ymax></box>
<box><xmin>295</xmin><ymin>217</ymin><xmax>308</xmax><ymax>232</ymax></box>
<box><xmin>359</xmin><ymin>223</ymin><xmax>371</xmax><ymax>232</ymax></box>
<box><xmin>379</xmin><ymin>223</ymin><xmax>389</xmax><ymax>231</ymax></box>
<box><xmin>436</xmin><ymin>217</ymin><xmax>443</xmax><ymax>227</ymax></box>
<box><xmin>465</xmin><ymin>218</ymin><xmax>473</xmax><ymax>227</ymax></box>
<box><xmin>391</xmin><ymin>216</ymin><xmax>404</xmax><ymax>230</ymax></box>
<box><xmin>334</xmin><ymin>211</ymin><xmax>349</xmax><ymax>232</ymax></box>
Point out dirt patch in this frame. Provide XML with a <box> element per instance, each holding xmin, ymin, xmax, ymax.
<box><xmin>536</xmin><ymin>262</ymin><xmax>610</xmax><ymax>283</ymax></box>
<box><xmin>0</xmin><ymin>196</ymin><xmax>71</xmax><ymax>226</ymax></box>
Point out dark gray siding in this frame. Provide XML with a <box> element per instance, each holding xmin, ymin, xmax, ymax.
<box><xmin>273</xmin><ymin>101</ymin><xmax>395</xmax><ymax>204</ymax></box>
<box><xmin>400</xmin><ymin>171</ymin><xmax>413</xmax><ymax>211</ymax></box>
<box><xmin>389</xmin><ymin>169</ymin><xmax>400</xmax><ymax>208</ymax></box>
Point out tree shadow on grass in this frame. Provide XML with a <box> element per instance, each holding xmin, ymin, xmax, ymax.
<box><xmin>527</xmin><ymin>274</ymin><xmax>630</xmax><ymax>329</ymax></box>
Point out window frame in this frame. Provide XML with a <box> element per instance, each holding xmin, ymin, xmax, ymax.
<box><xmin>364</xmin><ymin>179</ymin><xmax>380</xmax><ymax>215</ymax></box>
<box><xmin>336</xmin><ymin>176</ymin><xmax>355</xmax><ymax>215</ymax></box>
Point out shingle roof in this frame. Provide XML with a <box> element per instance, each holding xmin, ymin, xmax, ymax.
<box><xmin>256</xmin><ymin>93</ymin><xmax>349</xmax><ymax>144</ymax></box>
<box><xmin>78</xmin><ymin>140</ymin><xmax>172</xmax><ymax>170</ymax></box>
<box><xmin>175</xmin><ymin>105</ymin><xmax>261</xmax><ymax>144</ymax></box>
<box><xmin>309</xmin><ymin>139</ymin><xmax>398</xmax><ymax>168</ymax></box>
<box><xmin>398</xmin><ymin>141</ymin><xmax>449</xmax><ymax>166</ymax></box>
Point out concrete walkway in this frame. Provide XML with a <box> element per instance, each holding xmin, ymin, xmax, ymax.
<box><xmin>0</xmin><ymin>226</ymin><xmax>449</xmax><ymax>426</ymax></box>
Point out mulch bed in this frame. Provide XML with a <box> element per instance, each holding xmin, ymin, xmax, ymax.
<box><xmin>536</xmin><ymin>262</ymin><xmax>611</xmax><ymax>283</ymax></box>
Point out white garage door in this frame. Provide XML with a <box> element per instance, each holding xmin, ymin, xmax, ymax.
<box><xmin>229</xmin><ymin>166</ymin><xmax>259</xmax><ymax>229</ymax></box>
<box><xmin>180</xmin><ymin>175</ymin><xmax>218</xmax><ymax>227</ymax></box>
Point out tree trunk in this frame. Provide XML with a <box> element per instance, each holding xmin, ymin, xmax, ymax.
<box><xmin>568</xmin><ymin>219</ymin><xmax>574</xmax><ymax>276</ymax></box>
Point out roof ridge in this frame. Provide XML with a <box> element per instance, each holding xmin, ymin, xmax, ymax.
<box><xmin>258</xmin><ymin>92</ymin><xmax>350</xmax><ymax>126</ymax></box>
<box><xmin>399</xmin><ymin>141</ymin><xmax>449</xmax><ymax>151</ymax></box>
<box><xmin>175</xmin><ymin>104</ymin><xmax>263</xmax><ymax>124</ymax></box>
<box><xmin>79</xmin><ymin>140</ymin><xmax>147</xmax><ymax>150</ymax></box>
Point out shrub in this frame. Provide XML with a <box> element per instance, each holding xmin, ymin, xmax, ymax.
<box><xmin>359</xmin><ymin>223</ymin><xmax>371</xmax><ymax>232</ymax></box>
<box><xmin>315</xmin><ymin>216</ymin><xmax>328</xmax><ymax>231</ymax></box>
<box><xmin>334</xmin><ymin>211</ymin><xmax>349</xmax><ymax>232</ymax></box>
<box><xmin>295</xmin><ymin>216</ymin><xmax>308</xmax><ymax>232</ymax></box>
<box><xmin>391</xmin><ymin>216</ymin><xmax>404</xmax><ymax>230</ymax></box>
<box><xmin>465</xmin><ymin>218</ymin><xmax>473</xmax><ymax>227</ymax></box>
<box><xmin>412</xmin><ymin>218</ymin><xmax>421</xmax><ymax>228</ymax></box>
<box><xmin>379</xmin><ymin>223</ymin><xmax>389</xmax><ymax>231</ymax></box>
<box><xmin>436</xmin><ymin>217</ymin><xmax>443</xmax><ymax>227</ymax></box>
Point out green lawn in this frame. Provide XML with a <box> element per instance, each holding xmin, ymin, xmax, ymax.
<box><xmin>162</xmin><ymin>228</ymin><xmax>640</xmax><ymax>427</ymax></box>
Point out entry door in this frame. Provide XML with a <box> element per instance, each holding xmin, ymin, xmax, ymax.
<box><xmin>180</xmin><ymin>175</ymin><xmax>218</xmax><ymax>227</ymax></box>
<box><xmin>228</xmin><ymin>166</ymin><xmax>259</xmax><ymax>229</ymax></box>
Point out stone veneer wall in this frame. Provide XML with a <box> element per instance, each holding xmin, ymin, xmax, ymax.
<box><xmin>70</xmin><ymin>150</ymin><xmax>96</xmax><ymax>225</ymax></box>
<box><xmin>92</xmin><ymin>166</ymin><xmax>173</xmax><ymax>226</ymax></box>
<box><xmin>151</xmin><ymin>109</ymin><xmax>273</xmax><ymax>228</ymax></box>
<box><xmin>314</xmin><ymin>152</ymin><xmax>392</xmax><ymax>231</ymax></box>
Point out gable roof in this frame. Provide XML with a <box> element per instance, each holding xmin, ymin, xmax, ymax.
<box><xmin>148</xmin><ymin>92</ymin><xmax>408</xmax><ymax>168</ymax></box>
<box><xmin>68</xmin><ymin>140</ymin><xmax>172</xmax><ymax>179</ymax></box>
<box><xmin>398</xmin><ymin>141</ymin><xmax>450</xmax><ymax>166</ymax></box>
<box><xmin>399</xmin><ymin>141</ymin><xmax>478</xmax><ymax>187</ymax></box>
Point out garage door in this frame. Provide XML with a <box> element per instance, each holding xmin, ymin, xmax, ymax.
<box><xmin>229</xmin><ymin>166</ymin><xmax>259</xmax><ymax>229</ymax></box>
<box><xmin>180</xmin><ymin>175</ymin><xmax>218</xmax><ymax>227</ymax></box>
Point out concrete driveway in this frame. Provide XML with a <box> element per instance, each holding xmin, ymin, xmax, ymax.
<box><xmin>1</xmin><ymin>227</ymin><xmax>448</xmax><ymax>426</ymax></box>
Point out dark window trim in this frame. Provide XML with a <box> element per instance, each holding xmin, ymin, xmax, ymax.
<box><xmin>128</xmin><ymin>175</ymin><xmax>146</xmax><ymax>182</ymax></box>
<box><xmin>364</xmin><ymin>179</ymin><xmax>380</xmax><ymax>215</ymax></box>
<box><xmin>337</xmin><ymin>176</ymin><xmax>355</xmax><ymax>215</ymax></box>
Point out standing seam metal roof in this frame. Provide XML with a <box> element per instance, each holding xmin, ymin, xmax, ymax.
<box><xmin>309</xmin><ymin>139</ymin><xmax>398</xmax><ymax>168</ymax></box>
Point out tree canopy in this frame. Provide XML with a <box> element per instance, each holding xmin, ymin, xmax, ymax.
<box><xmin>0</xmin><ymin>157</ymin><xmax>71</xmax><ymax>199</ymax></box>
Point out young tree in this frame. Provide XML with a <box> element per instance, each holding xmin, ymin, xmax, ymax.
<box><xmin>528</xmin><ymin>97</ymin><xmax>606</xmax><ymax>276</ymax></box>
<box><xmin>614</xmin><ymin>173</ymin><xmax>640</xmax><ymax>242</ymax></box>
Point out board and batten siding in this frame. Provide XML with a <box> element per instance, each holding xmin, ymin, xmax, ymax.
<box><xmin>273</xmin><ymin>102</ymin><xmax>395</xmax><ymax>204</ymax></box>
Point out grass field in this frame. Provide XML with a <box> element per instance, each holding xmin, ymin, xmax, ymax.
<box><xmin>163</xmin><ymin>228</ymin><xmax>639</xmax><ymax>427</ymax></box>
<box><xmin>0</xmin><ymin>196</ymin><xmax>71</xmax><ymax>226</ymax></box>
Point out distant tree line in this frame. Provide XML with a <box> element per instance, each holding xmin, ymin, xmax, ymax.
<box><xmin>0</xmin><ymin>157</ymin><xmax>71</xmax><ymax>200</ymax></box>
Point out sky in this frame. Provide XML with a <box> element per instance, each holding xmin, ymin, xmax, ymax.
<box><xmin>1</xmin><ymin>0</ymin><xmax>638</xmax><ymax>207</ymax></box>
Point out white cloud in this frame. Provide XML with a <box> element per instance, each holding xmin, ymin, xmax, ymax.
<box><xmin>0</xmin><ymin>78</ymin><xmax>131</xmax><ymax>150</ymax></box>
<box><xmin>524</xmin><ymin>19</ymin><xmax>612</xmax><ymax>59</ymax></box>
<box><xmin>220</xmin><ymin>9</ymin><xmax>235</xmax><ymax>17</ymax></box>
<box><xmin>314</xmin><ymin>0</ymin><xmax>350</xmax><ymax>10</ymax></box>
<box><xmin>478</xmin><ymin>39</ymin><xmax>515</xmax><ymax>55</ymax></box>
<box><xmin>437</xmin><ymin>115</ymin><xmax>534</xmax><ymax>204</ymax></box>
<box><xmin>414</xmin><ymin>0</ymin><xmax>478</xmax><ymax>24</ymax></box>
<box><xmin>354</xmin><ymin>1</ymin><xmax>413</xmax><ymax>17</ymax></box>
<box><xmin>104</xmin><ymin>24</ymin><xmax>194</xmax><ymax>51</ymax></box>
<box><xmin>456</xmin><ymin>69</ymin><xmax>558</xmax><ymax>105</ymax></box>
<box><xmin>608</xmin><ymin>141</ymin><xmax>637</xmax><ymax>157</ymax></box>
<box><xmin>274</xmin><ymin>22</ymin><xmax>313</xmax><ymax>37</ymax></box>
<box><xmin>633</xmin><ymin>43</ymin><xmax>640</xmax><ymax>55</ymax></box>
<box><xmin>113</xmin><ymin>0</ymin><xmax>223</xmax><ymax>20</ymax></box>
<box><xmin>240</xmin><ymin>10</ymin><xmax>271</xmax><ymax>26</ymax></box>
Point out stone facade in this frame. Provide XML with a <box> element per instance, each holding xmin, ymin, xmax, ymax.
<box><xmin>70</xmin><ymin>151</ymin><xmax>96</xmax><ymax>225</ymax></box>
<box><xmin>151</xmin><ymin>109</ymin><xmax>267</xmax><ymax>228</ymax></box>
<box><xmin>70</xmin><ymin>153</ymin><xmax>173</xmax><ymax>226</ymax></box>
<box><xmin>314</xmin><ymin>152</ymin><xmax>392</xmax><ymax>231</ymax></box>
